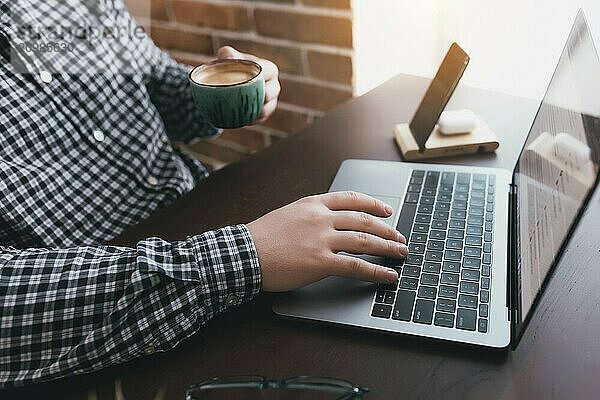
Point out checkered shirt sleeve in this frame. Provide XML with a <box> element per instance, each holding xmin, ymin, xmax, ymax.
<box><xmin>0</xmin><ymin>225</ymin><xmax>262</xmax><ymax>388</ymax></box>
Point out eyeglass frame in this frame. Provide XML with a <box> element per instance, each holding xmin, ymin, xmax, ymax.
<box><xmin>185</xmin><ymin>375</ymin><xmax>369</xmax><ymax>400</ymax></box>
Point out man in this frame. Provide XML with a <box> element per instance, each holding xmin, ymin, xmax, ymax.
<box><xmin>0</xmin><ymin>0</ymin><xmax>408</xmax><ymax>388</ymax></box>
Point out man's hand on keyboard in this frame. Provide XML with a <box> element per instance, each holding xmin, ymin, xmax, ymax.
<box><xmin>248</xmin><ymin>191</ymin><xmax>408</xmax><ymax>292</ymax></box>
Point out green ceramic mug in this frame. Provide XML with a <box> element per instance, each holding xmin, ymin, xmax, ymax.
<box><xmin>188</xmin><ymin>59</ymin><xmax>265</xmax><ymax>129</ymax></box>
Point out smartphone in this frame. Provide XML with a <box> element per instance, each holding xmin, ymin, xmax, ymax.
<box><xmin>409</xmin><ymin>43</ymin><xmax>470</xmax><ymax>150</ymax></box>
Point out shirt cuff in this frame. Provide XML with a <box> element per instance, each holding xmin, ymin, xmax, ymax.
<box><xmin>189</xmin><ymin>224</ymin><xmax>262</xmax><ymax>311</ymax></box>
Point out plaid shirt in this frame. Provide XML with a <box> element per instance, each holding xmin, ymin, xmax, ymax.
<box><xmin>0</xmin><ymin>0</ymin><xmax>262</xmax><ymax>388</ymax></box>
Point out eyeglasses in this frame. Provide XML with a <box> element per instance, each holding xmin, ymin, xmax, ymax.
<box><xmin>186</xmin><ymin>376</ymin><xmax>369</xmax><ymax>400</ymax></box>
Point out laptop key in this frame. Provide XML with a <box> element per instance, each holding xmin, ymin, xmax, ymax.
<box><xmin>473</xmin><ymin>173</ymin><xmax>486</xmax><ymax>182</ymax></box>
<box><xmin>431</xmin><ymin>219</ymin><xmax>447</xmax><ymax>230</ymax></box>
<box><xmin>440</xmin><ymin>273</ymin><xmax>459</xmax><ymax>285</ymax></box>
<box><xmin>452</xmin><ymin>200</ymin><xmax>468</xmax><ymax>210</ymax></box>
<box><xmin>482</xmin><ymin>254</ymin><xmax>492</xmax><ymax>265</ymax></box>
<box><xmin>483</xmin><ymin>243</ymin><xmax>492</xmax><ymax>253</ymax></box>
<box><xmin>467</xmin><ymin>216</ymin><xmax>484</xmax><ymax>226</ymax></box>
<box><xmin>425</xmin><ymin>251</ymin><xmax>443</xmax><ymax>262</ymax></box>
<box><xmin>424</xmin><ymin>171</ymin><xmax>440</xmax><ymax>187</ymax></box>
<box><xmin>408</xmin><ymin>243</ymin><xmax>426</xmax><ymax>254</ymax></box>
<box><xmin>449</xmin><ymin>219</ymin><xmax>465</xmax><ymax>229</ymax></box>
<box><xmin>456</xmin><ymin>308</ymin><xmax>477</xmax><ymax>331</ymax></box>
<box><xmin>467</xmin><ymin>226</ymin><xmax>483</xmax><ymax>236</ymax></box>
<box><xmin>463</xmin><ymin>257</ymin><xmax>481</xmax><ymax>269</ymax></box>
<box><xmin>470</xmin><ymin>197</ymin><xmax>485</xmax><ymax>207</ymax></box>
<box><xmin>451</xmin><ymin>210</ymin><xmax>467</xmax><ymax>219</ymax></box>
<box><xmin>464</xmin><ymin>246</ymin><xmax>481</xmax><ymax>258</ymax></box>
<box><xmin>438</xmin><ymin>193</ymin><xmax>452</xmax><ymax>202</ymax></box>
<box><xmin>465</xmin><ymin>235</ymin><xmax>482</xmax><ymax>246</ymax></box>
<box><xmin>384</xmin><ymin>291</ymin><xmax>396</xmax><ymax>304</ymax></box>
<box><xmin>458</xmin><ymin>294</ymin><xmax>478</xmax><ymax>308</ymax></box>
<box><xmin>433</xmin><ymin>210</ymin><xmax>449</xmax><ymax>220</ymax></box>
<box><xmin>484</xmin><ymin>232</ymin><xmax>492</xmax><ymax>242</ymax></box>
<box><xmin>400</xmin><ymin>277</ymin><xmax>418</xmax><ymax>290</ymax></box>
<box><xmin>435</xmin><ymin>202</ymin><xmax>451</xmax><ymax>211</ymax></box>
<box><xmin>421</xmin><ymin>196</ymin><xmax>435</xmax><ymax>205</ymax></box>
<box><xmin>410</xmin><ymin>176</ymin><xmax>424</xmax><ymax>185</ymax></box>
<box><xmin>413</xmin><ymin>299</ymin><xmax>435</xmax><ymax>324</ymax></box>
<box><xmin>486</xmin><ymin>203</ymin><xmax>494</xmax><ymax>212</ymax></box>
<box><xmin>471</xmin><ymin>190</ymin><xmax>485</xmax><ymax>198</ymax></box>
<box><xmin>455</xmin><ymin>192</ymin><xmax>468</xmax><ymax>201</ymax></box>
<box><xmin>423</xmin><ymin>262</ymin><xmax>441</xmax><ymax>274</ymax></box>
<box><xmin>436</xmin><ymin>298</ymin><xmax>456</xmax><ymax>313</ymax></box>
<box><xmin>427</xmin><ymin>240</ymin><xmax>445</xmax><ymax>251</ymax></box>
<box><xmin>485</xmin><ymin>222</ymin><xmax>493</xmax><ymax>232</ymax></box>
<box><xmin>460</xmin><ymin>281</ymin><xmax>479</xmax><ymax>295</ymax></box>
<box><xmin>422</xmin><ymin>187</ymin><xmax>436</xmax><ymax>196</ymax></box>
<box><xmin>375</xmin><ymin>291</ymin><xmax>386</xmax><ymax>303</ymax></box>
<box><xmin>405</xmin><ymin>254</ymin><xmax>424</xmax><ymax>266</ymax></box>
<box><xmin>482</xmin><ymin>265</ymin><xmax>491</xmax><ymax>277</ymax></box>
<box><xmin>446</xmin><ymin>239</ymin><xmax>463</xmax><ymax>249</ymax></box>
<box><xmin>405</xmin><ymin>193</ymin><xmax>420</xmax><ymax>204</ymax></box>
<box><xmin>469</xmin><ymin>206</ymin><xmax>484</xmax><ymax>216</ymax></box>
<box><xmin>420</xmin><ymin>273</ymin><xmax>439</xmax><ymax>286</ymax></box>
<box><xmin>418</xmin><ymin>204</ymin><xmax>433</xmax><ymax>214</ymax></box>
<box><xmin>413</xmin><ymin>223</ymin><xmax>429</xmax><ymax>233</ymax></box>
<box><xmin>478</xmin><ymin>318</ymin><xmax>488</xmax><ymax>333</ymax></box>
<box><xmin>461</xmin><ymin>269</ymin><xmax>480</xmax><ymax>282</ymax></box>
<box><xmin>418</xmin><ymin>286</ymin><xmax>437</xmax><ymax>299</ymax></box>
<box><xmin>412</xmin><ymin>170</ymin><xmax>425</xmax><ymax>177</ymax></box>
<box><xmin>392</xmin><ymin>289</ymin><xmax>416</xmax><ymax>321</ymax></box>
<box><xmin>415</xmin><ymin>214</ymin><xmax>431</xmax><ymax>224</ymax></box>
<box><xmin>442</xmin><ymin>261</ymin><xmax>461</xmax><ymax>273</ymax></box>
<box><xmin>457</xmin><ymin>173</ymin><xmax>471</xmax><ymax>184</ymax></box>
<box><xmin>447</xmin><ymin>229</ymin><xmax>464</xmax><ymax>239</ymax></box>
<box><xmin>485</xmin><ymin>212</ymin><xmax>494</xmax><ymax>222</ymax></box>
<box><xmin>479</xmin><ymin>304</ymin><xmax>489</xmax><ymax>318</ymax></box>
<box><xmin>434</xmin><ymin>312</ymin><xmax>455</xmax><ymax>328</ymax></box>
<box><xmin>444</xmin><ymin>250</ymin><xmax>462</xmax><ymax>261</ymax></box>
<box><xmin>411</xmin><ymin>233</ymin><xmax>428</xmax><ymax>243</ymax></box>
<box><xmin>402</xmin><ymin>266</ymin><xmax>421</xmax><ymax>278</ymax></box>
<box><xmin>480</xmin><ymin>290</ymin><xmax>490</xmax><ymax>303</ymax></box>
<box><xmin>372</xmin><ymin>304</ymin><xmax>392</xmax><ymax>318</ymax></box>
<box><xmin>456</xmin><ymin>183</ymin><xmax>469</xmax><ymax>192</ymax></box>
<box><xmin>441</xmin><ymin>172</ymin><xmax>455</xmax><ymax>185</ymax></box>
<box><xmin>407</xmin><ymin>184</ymin><xmax>421</xmax><ymax>193</ymax></box>
<box><xmin>439</xmin><ymin>284</ymin><xmax>458</xmax><ymax>298</ymax></box>
<box><xmin>429</xmin><ymin>230</ymin><xmax>446</xmax><ymax>240</ymax></box>
<box><xmin>481</xmin><ymin>277</ymin><xmax>490</xmax><ymax>290</ymax></box>
<box><xmin>396</xmin><ymin>203</ymin><xmax>417</xmax><ymax>237</ymax></box>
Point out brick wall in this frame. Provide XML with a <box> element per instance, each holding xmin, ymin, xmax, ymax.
<box><xmin>124</xmin><ymin>0</ymin><xmax>354</xmax><ymax>170</ymax></box>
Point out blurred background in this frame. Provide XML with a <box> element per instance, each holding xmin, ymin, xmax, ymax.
<box><xmin>123</xmin><ymin>0</ymin><xmax>600</xmax><ymax>170</ymax></box>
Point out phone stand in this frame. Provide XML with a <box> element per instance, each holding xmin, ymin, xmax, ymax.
<box><xmin>393</xmin><ymin>114</ymin><xmax>500</xmax><ymax>161</ymax></box>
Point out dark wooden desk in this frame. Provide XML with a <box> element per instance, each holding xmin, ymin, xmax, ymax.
<box><xmin>5</xmin><ymin>74</ymin><xmax>600</xmax><ymax>399</ymax></box>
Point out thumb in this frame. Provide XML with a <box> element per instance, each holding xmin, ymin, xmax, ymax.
<box><xmin>217</xmin><ymin>46</ymin><xmax>241</xmax><ymax>60</ymax></box>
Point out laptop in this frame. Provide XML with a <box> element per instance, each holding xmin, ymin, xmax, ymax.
<box><xmin>273</xmin><ymin>10</ymin><xmax>600</xmax><ymax>348</ymax></box>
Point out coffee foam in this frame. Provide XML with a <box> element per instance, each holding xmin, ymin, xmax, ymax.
<box><xmin>192</xmin><ymin>61</ymin><xmax>259</xmax><ymax>86</ymax></box>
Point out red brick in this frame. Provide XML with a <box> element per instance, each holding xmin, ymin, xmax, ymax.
<box><xmin>254</xmin><ymin>9</ymin><xmax>352</xmax><ymax>47</ymax></box>
<box><xmin>124</xmin><ymin>0</ymin><xmax>168</xmax><ymax>20</ymax></box>
<box><xmin>260</xmin><ymin>107</ymin><xmax>310</xmax><ymax>134</ymax></box>
<box><xmin>302</xmin><ymin>0</ymin><xmax>351</xmax><ymax>9</ymax></box>
<box><xmin>215</xmin><ymin>38</ymin><xmax>303</xmax><ymax>75</ymax></box>
<box><xmin>220</xmin><ymin>129</ymin><xmax>267</xmax><ymax>151</ymax></box>
<box><xmin>149</xmin><ymin>26</ymin><xmax>213</xmax><ymax>54</ymax></box>
<box><xmin>280</xmin><ymin>79</ymin><xmax>352</xmax><ymax>111</ymax></box>
<box><xmin>307</xmin><ymin>51</ymin><xmax>352</xmax><ymax>84</ymax></box>
<box><xmin>171</xmin><ymin>1</ymin><xmax>250</xmax><ymax>31</ymax></box>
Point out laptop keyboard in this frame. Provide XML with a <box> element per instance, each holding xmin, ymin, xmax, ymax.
<box><xmin>371</xmin><ymin>170</ymin><xmax>495</xmax><ymax>333</ymax></box>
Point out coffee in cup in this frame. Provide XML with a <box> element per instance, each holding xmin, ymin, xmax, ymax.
<box><xmin>189</xmin><ymin>59</ymin><xmax>265</xmax><ymax>129</ymax></box>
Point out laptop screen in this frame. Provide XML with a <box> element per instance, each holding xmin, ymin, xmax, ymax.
<box><xmin>513</xmin><ymin>10</ymin><xmax>600</xmax><ymax>322</ymax></box>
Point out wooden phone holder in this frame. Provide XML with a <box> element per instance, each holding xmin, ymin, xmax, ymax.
<box><xmin>393</xmin><ymin>117</ymin><xmax>500</xmax><ymax>161</ymax></box>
